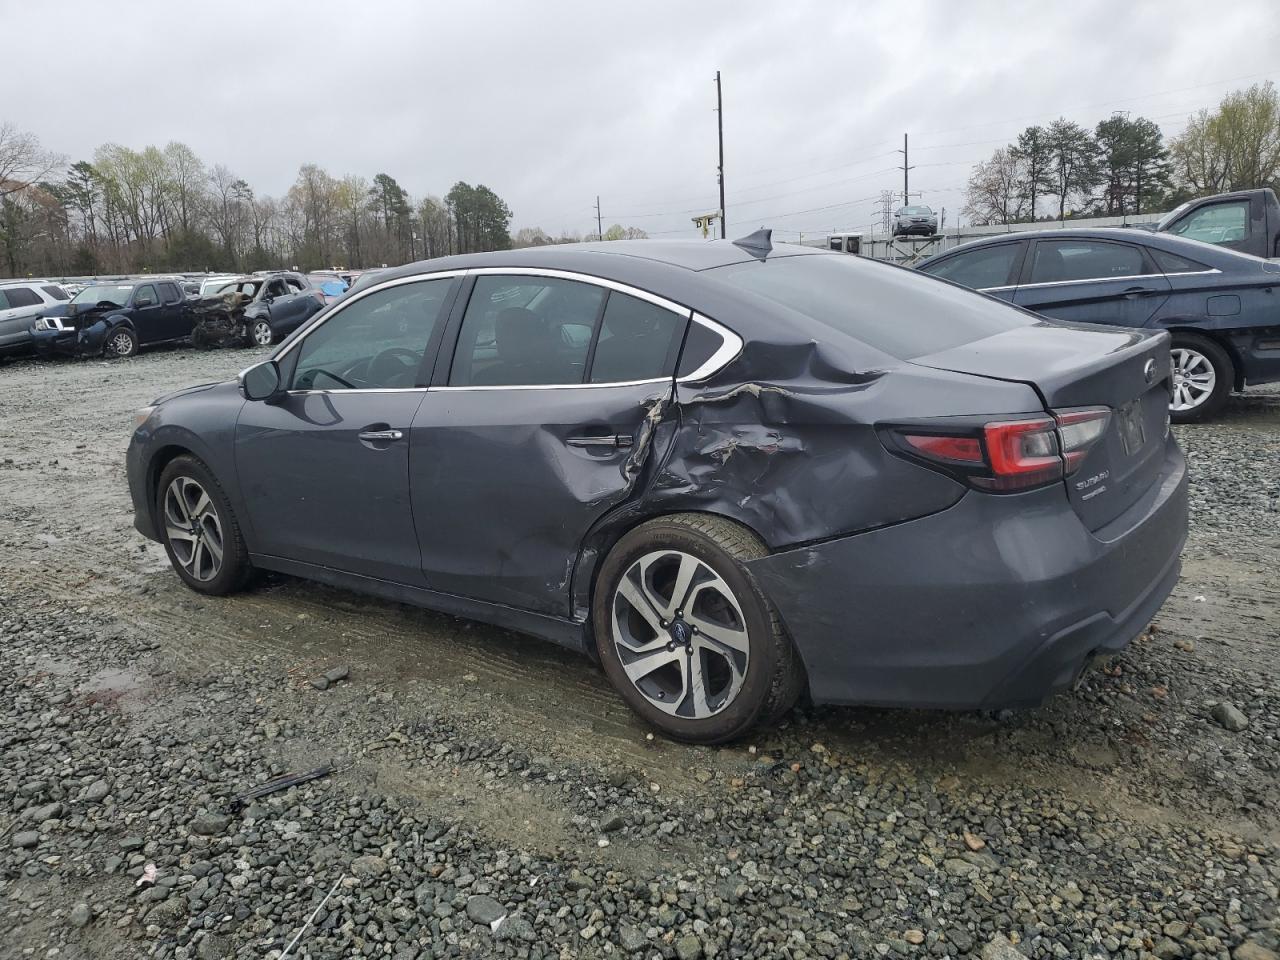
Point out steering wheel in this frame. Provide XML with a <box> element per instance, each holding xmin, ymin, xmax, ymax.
<box><xmin>367</xmin><ymin>347</ymin><xmax>421</xmax><ymax>384</ymax></box>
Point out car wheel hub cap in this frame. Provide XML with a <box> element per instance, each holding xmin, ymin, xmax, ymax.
<box><xmin>611</xmin><ymin>550</ymin><xmax>750</xmax><ymax>720</ymax></box>
<box><xmin>254</xmin><ymin>323</ymin><xmax>271</xmax><ymax>344</ymax></box>
<box><xmin>1169</xmin><ymin>347</ymin><xmax>1215</xmax><ymax>412</ymax></box>
<box><xmin>111</xmin><ymin>333</ymin><xmax>132</xmax><ymax>354</ymax></box>
<box><xmin>162</xmin><ymin>477</ymin><xmax>224</xmax><ymax>582</ymax></box>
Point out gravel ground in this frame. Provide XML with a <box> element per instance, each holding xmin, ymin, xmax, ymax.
<box><xmin>1</xmin><ymin>348</ymin><xmax>1277</xmax><ymax>960</ymax></box>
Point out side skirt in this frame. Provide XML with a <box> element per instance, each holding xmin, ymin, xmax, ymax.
<box><xmin>249</xmin><ymin>553</ymin><xmax>589</xmax><ymax>653</ymax></box>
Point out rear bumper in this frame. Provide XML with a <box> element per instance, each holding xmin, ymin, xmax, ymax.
<box><xmin>747</xmin><ymin>437</ymin><xmax>1188</xmax><ymax>709</ymax></box>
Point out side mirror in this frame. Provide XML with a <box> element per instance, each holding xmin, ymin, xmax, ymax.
<box><xmin>136</xmin><ymin>297</ymin><xmax>155</xmax><ymax>308</ymax></box>
<box><xmin>240</xmin><ymin>360</ymin><xmax>282</xmax><ymax>401</ymax></box>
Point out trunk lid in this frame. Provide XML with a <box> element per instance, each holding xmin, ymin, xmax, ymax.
<box><xmin>912</xmin><ymin>321</ymin><xmax>1171</xmax><ymax>531</ymax></box>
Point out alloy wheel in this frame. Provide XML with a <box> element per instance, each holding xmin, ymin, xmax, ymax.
<box><xmin>1170</xmin><ymin>347</ymin><xmax>1216</xmax><ymax>412</ymax></box>
<box><xmin>252</xmin><ymin>321</ymin><xmax>273</xmax><ymax>346</ymax></box>
<box><xmin>610</xmin><ymin>550</ymin><xmax>750</xmax><ymax>720</ymax></box>
<box><xmin>108</xmin><ymin>331</ymin><xmax>135</xmax><ymax>356</ymax></box>
<box><xmin>162</xmin><ymin>477</ymin><xmax>225</xmax><ymax>582</ymax></box>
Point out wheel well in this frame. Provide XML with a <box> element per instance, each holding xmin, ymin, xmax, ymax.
<box><xmin>573</xmin><ymin>508</ymin><xmax>773</xmax><ymax>646</ymax></box>
<box><xmin>1164</xmin><ymin>326</ymin><xmax>1244</xmax><ymax>390</ymax></box>
<box><xmin>145</xmin><ymin>445</ymin><xmax>192</xmax><ymax>522</ymax></box>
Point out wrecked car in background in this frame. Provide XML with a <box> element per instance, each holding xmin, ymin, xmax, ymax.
<box><xmin>127</xmin><ymin>234</ymin><xmax>1188</xmax><ymax>743</ymax></box>
<box><xmin>33</xmin><ymin>278</ymin><xmax>195</xmax><ymax>358</ymax></box>
<box><xmin>204</xmin><ymin>273</ymin><xmax>326</xmax><ymax>346</ymax></box>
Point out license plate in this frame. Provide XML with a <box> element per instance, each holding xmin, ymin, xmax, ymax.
<box><xmin>1118</xmin><ymin>401</ymin><xmax>1146</xmax><ymax>455</ymax></box>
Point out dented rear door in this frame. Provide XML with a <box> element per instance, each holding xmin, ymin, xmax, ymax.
<box><xmin>408</xmin><ymin>271</ymin><xmax>687</xmax><ymax>617</ymax></box>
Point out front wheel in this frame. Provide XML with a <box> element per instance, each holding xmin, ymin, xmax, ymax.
<box><xmin>593</xmin><ymin>514</ymin><xmax>804</xmax><ymax>744</ymax></box>
<box><xmin>250</xmin><ymin>319</ymin><xmax>274</xmax><ymax>347</ymax></box>
<box><xmin>1169</xmin><ymin>333</ymin><xmax>1232</xmax><ymax>423</ymax></box>
<box><xmin>104</xmin><ymin>327</ymin><xmax>138</xmax><ymax>358</ymax></box>
<box><xmin>156</xmin><ymin>455</ymin><xmax>252</xmax><ymax>596</ymax></box>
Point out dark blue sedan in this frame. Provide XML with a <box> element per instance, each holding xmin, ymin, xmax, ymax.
<box><xmin>918</xmin><ymin>228</ymin><xmax>1280</xmax><ymax>421</ymax></box>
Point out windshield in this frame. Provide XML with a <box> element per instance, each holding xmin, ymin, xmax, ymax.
<box><xmin>902</xmin><ymin>206</ymin><xmax>932</xmax><ymax>215</ymax></box>
<box><xmin>71</xmin><ymin>284</ymin><xmax>134</xmax><ymax>306</ymax></box>
<box><xmin>710</xmin><ymin>253</ymin><xmax>1035</xmax><ymax>361</ymax></box>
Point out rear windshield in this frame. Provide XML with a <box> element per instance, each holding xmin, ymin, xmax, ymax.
<box><xmin>710</xmin><ymin>254</ymin><xmax>1035</xmax><ymax>360</ymax></box>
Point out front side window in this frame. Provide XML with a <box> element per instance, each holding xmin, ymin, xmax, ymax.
<box><xmin>265</xmin><ymin>279</ymin><xmax>289</xmax><ymax>299</ymax></box>
<box><xmin>134</xmin><ymin>284</ymin><xmax>158</xmax><ymax>306</ymax></box>
<box><xmin>1167</xmin><ymin>201</ymin><xmax>1248</xmax><ymax>245</ymax></box>
<box><xmin>1028</xmin><ymin>240</ymin><xmax>1147</xmax><ymax>284</ymax></box>
<box><xmin>589</xmin><ymin>292</ymin><xmax>685</xmax><ymax>383</ymax></box>
<box><xmin>449</xmin><ymin>276</ymin><xmax>606</xmax><ymax>386</ymax></box>
<box><xmin>921</xmin><ymin>243</ymin><xmax>1021</xmax><ymax>290</ymax></box>
<box><xmin>291</xmin><ymin>278</ymin><xmax>452</xmax><ymax>391</ymax></box>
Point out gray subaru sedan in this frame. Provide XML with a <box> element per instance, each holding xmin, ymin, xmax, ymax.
<box><xmin>126</xmin><ymin>233</ymin><xmax>1187</xmax><ymax>743</ymax></box>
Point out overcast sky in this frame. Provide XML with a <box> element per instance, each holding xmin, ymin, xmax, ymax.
<box><xmin>4</xmin><ymin>0</ymin><xmax>1279</xmax><ymax>240</ymax></box>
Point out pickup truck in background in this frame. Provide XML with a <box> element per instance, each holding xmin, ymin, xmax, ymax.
<box><xmin>32</xmin><ymin>278</ymin><xmax>194</xmax><ymax>358</ymax></box>
<box><xmin>1154</xmin><ymin>187</ymin><xmax>1280</xmax><ymax>260</ymax></box>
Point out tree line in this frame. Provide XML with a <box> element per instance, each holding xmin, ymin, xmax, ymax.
<box><xmin>963</xmin><ymin>82</ymin><xmax>1280</xmax><ymax>226</ymax></box>
<box><xmin>0</xmin><ymin>131</ymin><xmax>528</xmax><ymax>277</ymax></box>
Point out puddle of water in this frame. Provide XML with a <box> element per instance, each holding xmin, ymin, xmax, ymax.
<box><xmin>78</xmin><ymin>666</ymin><xmax>147</xmax><ymax>709</ymax></box>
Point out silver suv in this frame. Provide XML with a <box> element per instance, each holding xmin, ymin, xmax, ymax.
<box><xmin>0</xmin><ymin>280</ymin><xmax>70</xmax><ymax>357</ymax></box>
<box><xmin>893</xmin><ymin>205</ymin><xmax>938</xmax><ymax>238</ymax></box>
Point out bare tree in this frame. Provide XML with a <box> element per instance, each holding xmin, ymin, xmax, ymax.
<box><xmin>0</xmin><ymin>123</ymin><xmax>62</xmax><ymax>199</ymax></box>
<box><xmin>963</xmin><ymin>148</ymin><xmax>1026</xmax><ymax>225</ymax></box>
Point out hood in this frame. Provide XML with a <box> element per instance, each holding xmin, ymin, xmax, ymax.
<box><xmin>152</xmin><ymin>381</ymin><xmax>223</xmax><ymax>406</ymax></box>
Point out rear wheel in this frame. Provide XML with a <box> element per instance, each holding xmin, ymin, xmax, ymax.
<box><xmin>104</xmin><ymin>327</ymin><xmax>138</xmax><ymax>358</ymax></box>
<box><xmin>250</xmin><ymin>319</ymin><xmax>274</xmax><ymax>347</ymax></box>
<box><xmin>1169</xmin><ymin>333</ymin><xmax>1232</xmax><ymax>423</ymax></box>
<box><xmin>156</xmin><ymin>455</ymin><xmax>251</xmax><ymax>596</ymax></box>
<box><xmin>593</xmin><ymin>514</ymin><xmax>804</xmax><ymax>744</ymax></box>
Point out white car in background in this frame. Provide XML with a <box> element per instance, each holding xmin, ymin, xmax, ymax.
<box><xmin>0</xmin><ymin>280</ymin><xmax>71</xmax><ymax>357</ymax></box>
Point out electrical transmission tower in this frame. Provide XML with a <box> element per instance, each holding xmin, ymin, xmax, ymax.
<box><xmin>877</xmin><ymin>191</ymin><xmax>896</xmax><ymax>234</ymax></box>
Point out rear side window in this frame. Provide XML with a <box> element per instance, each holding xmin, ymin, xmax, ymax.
<box><xmin>921</xmin><ymin>243</ymin><xmax>1021</xmax><ymax>290</ymax></box>
<box><xmin>1152</xmin><ymin>249</ymin><xmax>1209</xmax><ymax>273</ymax></box>
<box><xmin>0</xmin><ymin>291</ymin><xmax>9</xmax><ymax>309</ymax></box>
<box><xmin>4</xmin><ymin>287</ymin><xmax>41</xmax><ymax>308</ymax></box>
<box><xmin>42</xmin><ymin>285</ymin><xmax>69</xmax><ymax>301</ymax></box>
<box><xmin>711</xmin><ymin>254</ymin><xmax>1035</xmax><ymax>361</ymax></box>
<box><xmin>159</xmin><ymin>282</ymin><xmax>182</xmax><ymax>304</ymax></box>
<box><xmin>588</xmin><ymin>292</ymin><xmax>685</xmax><ymax>383</ymax></box>
<box><xmin>1029</xmin><ymin>240</ymin><xmax>1147</xmax><ymax>283</ymax></box>
<box><xmin>450</xmin><ymin>276</ymin><xmax>606</xmax><ymax>386</ymax></box>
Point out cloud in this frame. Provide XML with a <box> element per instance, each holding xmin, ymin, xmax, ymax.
<box><xmin>5</xmin><ymin>0</ymin><xmax>1277</xmax><ymax>238</ymax></box>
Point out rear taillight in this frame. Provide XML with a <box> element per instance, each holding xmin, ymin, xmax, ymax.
<box><xmin>886</xmin><ymin>406</ymin><xmax>1109</xmax><ymax>494</ymax></box>
<box><xmin>313</xmin><ymin>290</ymin><xmax>327</xmax><ymax>304</ymax></box>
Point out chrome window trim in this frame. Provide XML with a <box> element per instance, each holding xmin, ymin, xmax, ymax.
<box><xmin>679</xmin><ymin>313</ymin><xmax>742</xmax><ymax>383</ymax></box>
<box><xmin>465</xmin><ymin>266</ymin><xmax>691</xmax><ymax>316</ymax></box>
<box><xmin>266</xmin><ymin>266</ymin><xmax>744</xmax><ymax>394</ymax></box>
<box><xmin>1010</xmin><ymin>268</ymin><xmax>1222</xmax><ymax>291</ymax></box>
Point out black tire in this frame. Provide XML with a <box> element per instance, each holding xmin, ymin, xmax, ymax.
<box><xmin>155</xmin><ymin>455</ymin><xmax>252</xmax><ymax>596</ymax></box>
<box><xmin>1169</xmin><ymin>332</ymin><xmax>1233</xmax><ymax>424</ymax></box>
<box><xmin>103</xmin><ymin>326</ymin><xmax>138</xmax><ymax>359</ymax></box>
<box><xmin>593</xmin><ymin>513</ymin><xmax>805</xmax><ymax>744</ymax></box>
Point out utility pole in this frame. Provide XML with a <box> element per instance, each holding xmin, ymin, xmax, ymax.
<box><xmin>596</xmin><ymin>196</ymin><xmax>603</xmax><ymax>241</ymax></box>
<box><xmin>898</xmin><ymin>133</ymin><xmax>913</xmax><ymax>205</ymax></box>
<box><xmin>716</xmin><ymin>71</ymin><xmax>726</xmax><ymax>239</ymax></box>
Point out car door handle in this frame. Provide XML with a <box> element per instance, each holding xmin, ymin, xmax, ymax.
<box><xmin>565</xmin><ymin>434</ymin><xmax>634</xmax><ymax>449</ymax></box>
<box><xmin>358</xmin><ymin>429</ymin><xmax>404</xmax><ymax>442</ymax></box>
<box><xmin>1122</xmin><ymin>286</ymin><xmax>1156</xmax><ymax>298</ymax></box>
